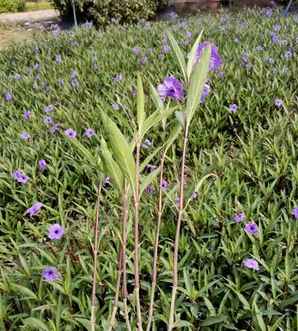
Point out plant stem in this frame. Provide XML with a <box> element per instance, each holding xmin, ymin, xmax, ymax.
<box><xmin>133</xmin><ymin>140</ymin><xmax>143</xmax><ymax>331</ymax></box>
<box><xmin>108</xmin><ymin>249</ymin><xmax>123</xmax><ymax>331</ymax></box>
<box><xmin>168</xmin><ymin>124</ymin><xmax>189</xmax><ymax>331</ymax></box>
<box><xmin>91</xmin><ymin>184</ymin><xmax>101</xmax><ymax>331</ymax></box>
<box><xmin>122</xmin><ymin>185</ymin><xmax>132</xmax><ymax>331</ymax></box>
<box><xmin>146</xmin><ymin>151</ymin><xmax>166</xmax><ymax>331</ymax></box>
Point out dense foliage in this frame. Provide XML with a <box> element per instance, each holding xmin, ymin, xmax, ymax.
<box><xmin>0</xmin><ymin>0</ymin><xmax>25</xmax><ymax>13</ymax></box>
<box><xmin>50</xmin><ymin>0</ymin><xmax>168</xmax><ymax>26</ymax></box>
<box><xmin>1</xmin><ymin>8</ymin><xmax>298</xmax><ymax>330</ymax></box>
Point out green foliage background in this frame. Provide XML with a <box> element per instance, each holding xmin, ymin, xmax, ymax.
<box><xmin>0</xmin><ymin>8</ymin><xmax>298</xmax><ymax>330</ymax></box>
<box><xmin>0</xmin><ymin>0</ymin><xmax>25</xmax><ymax>13</ymax></box>
<box><xmin>50</xmin><ymin>0</ymin><xmax>169</xmax><ymax>26</ymax></box>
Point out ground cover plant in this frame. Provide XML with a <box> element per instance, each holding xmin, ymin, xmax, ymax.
<box><xmin>0</xmin><ymin>7</ymin><xmax>298</xmax><ymax>331</ymax></box>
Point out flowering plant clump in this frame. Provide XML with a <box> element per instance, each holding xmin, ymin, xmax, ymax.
<box><xmin>1</xmin><ymin>7</ymin><xmax>298</xmax><ymax>331</ymax></box>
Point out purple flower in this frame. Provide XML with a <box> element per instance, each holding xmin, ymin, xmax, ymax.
<box><xmin>12</xmin><ymin>170</ymin><xmax>29</xmax><ymax>184</ymax></box>
<box><xmin>84</xmin><ymin>128</ymin><xmax>95</xmax><ymax>138</ymax></box>
<box><xmin>112</xmin><ymin>103</ymin><xmax>120</xmax><ymax>110</ymax></box>
<box><xmin>103</xmin><ymin>176</ymin><xmax>111</xmax><ymax>187</ymax></box>
<box><xmin>25</xmin><ymin>202</ymin><xmax>43</xmax><ymax>217</ymax></box>
<box><xmin>44</xmin><ymin>105</ymin><xmax>54</xmax><ymax>113</ymax></box>
<box><xmin>70</xmin><ymin>77</ymin><xmax>79</xmax><ymax>89</ymax></box>
<box><xmin>142</xmin><ymin>139</ymin><xmax>152</xmax><ymax>149</ymax></box>
<box><xmin>50</xmin><ymin>123</ymin><xmax>60</xmax><ymax>134</ymax></box>
<box><xmin>291</xmin><ymin>207</ymin><xmax>298</xmax><ymax>219</ymax></box>
<box><xmin>58</xmin><ymin>79</ymin><xmax>64</xmax><ymax>86</ymax></box>
<box><xmin>42</xmin><ymin>266</ymin><xmax>61</xmax><ymax>282</ymax></box>
<box><xmin>4</xmin><ymin>91</ymin><xmax>13</xmax><ymax>102</ymax></box>
<box><xmin>113</xmin><ymin>74</ymin><xmax>123</xmax><ymax>82</ymax></box>
<box><xmin>191</xmin><ymin>191</ymin><xmax>198</xmax><ymax>200</ymax></box>
<box><xmin>160</xmin><ymin>179</ymin><xmax>169</xmax><ymax>191</ymax></box>
<box><xmin>38</xmin><ymin>159</ymin><xmax>47</xmax><ymax>171</ymax></box>
<box><xmin>20</xmin><ymin>131</ymin><xmax>30</xmax><ymax>141</ymax></box>
<box><xmin>196</xmin><ymin>42</ymin><xmax>222</xmax><ymax>71</ymax></box>
<box><xmin>233</xmin><ymin>212</ymin><xmax>245</xmax><ymax>223</ymax></box>
<box><xmin>43</xmin><ymin>116</ymin><xmax>53</xmax><ymax>125</ymax></box>
<box><xmin>23</xmin><ymin>111</ymin><xmax>32</xmax><ymax>120</ymax></box>
<box><xmin>284</xmin><ymin>50</ymin><xmax>293</xmax><ymax>60</ymax></box>
<box><xmin>162</xmin><ymin>44</ymin><xmax>171</xmax><ymax>54</ymax></box>
<box><xmin>132</xmin><ymin>47</ymin><xmax>141</xmax><ymax>55</ymax></box>
<box><xmin>201</xmin><ymin>83</ymin><xmax>210</xmax><ymax>103</ymax></box>
<box><xmin>145</xmin><ymin>184</ymin><xmax>155</xmax><ymax>194</ymax></box>
<box><xmin>271</xmin><ymin>32</ymin><xmax>279</xmax><ymax>44</ymax></box>
<box><xmin>55</xmin><ymin>54</ymin><xmax>62</xmax><ymax>64</ymax></box>
<box><xmin>244</xmin><ymin>223</ymin><xmax>259</xmax><ymax>235</ymax></box>
<box><xmin>48</xmin><ymin>224</ymin><xmax>64</xmax><ymax>240</ymax></box>
<box><xmin>229</xmin><ymin>104</ymin><xmax>238</xmax><ymax>113</ymax></box>
<box><xmin>157</xmin><ymin>76</ymin><xmax>184</xmax><ymax>101</ymax></box>
<box><xmin>273</xmin><ymin>24</ymin><xmax>281</xmax><ymax>32</ymax></box>
<box><xmin>14</xmin><ymin>73</ymin><xmax>22</xmax><ymax>80</ymax></box>
<box><xmin>64</xmin><ymin>128</ymin><xmax>77</xmax><ymax>139</ymax></box>
<box><xmin>275</xmin><ymin>99</ymin><xmax>283</xmax><ymax>108</ymax></box>
<box><xmin>243</xmin><ymin>258</ymin><xmax>259</xmax><ymax>271</ymax></box>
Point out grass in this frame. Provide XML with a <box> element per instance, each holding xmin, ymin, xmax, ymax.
<box><xmin>0</xmin><ymin>7</ymin><xmax>298</xmax><ymax>330</ymax></box>
<box><xmin>25</xmin><ymin>1</ymin><xmax>53</xmax><ymax>11</ymax></box>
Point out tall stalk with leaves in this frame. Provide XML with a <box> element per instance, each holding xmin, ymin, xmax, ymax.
<box><xmin>100</xmin><ymin>74</ymin><xmax>174</xmax><ymax>330</ymax></box>
<box><xmin>165</xmin><ymin>32</ymin><xmax>211</xmax><ymax>331</ymax></box>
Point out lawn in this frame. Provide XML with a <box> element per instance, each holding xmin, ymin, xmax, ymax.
<box><xmin>0</xmin><ymin>8</ymin><xmax>298</xmax><ymax>331</ymax></box>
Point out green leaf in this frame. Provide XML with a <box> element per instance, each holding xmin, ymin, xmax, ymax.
<box><xmin>175</xmin><ymin>111</ymin><xmax>186</xmax><ymax>128</ymax></box>
<box><xmin>23</xmin><ymin>318</ymin><xmax>49</xmax><ymax>330</ymax></box>
<box><xmin>167</xmin><ymin>32</ymin><xmax>187</xmax><ymax>82</ymax></box>
<box><xmin>200</xmin><ymin>315</ymin><xmax>228</xmax><ymax>327</ymax></box>
<box><xmin>187</xmin><ymin>30</ymin><xmax>204</xmax><ymax>81</ymax></box>
<box><xmin>75</xmin><ymin>318</ymin><xmax>92</xmax><ymax>331</ymax></box>
<box><xmin>68</xmin><ymin>136</ymin><xmax>100</xmax><ymax>169</ymax></box>
<box><xmin>185</xmin><ymin>45</ymin><xmax>211</xmax><ymax>126</ymax></box>
<box><xmin>10</xmin><ymin>284</ymin><xmax>37</xmax><ymax>299</ymax></box>
<box><xmin>184</xmin><ymin>173</ymin><xmax>217</xmax><ymax>210</ymax></box>
<box><xmin>164</xmin><ymin>124</ymin><xmax>182</xmax><ymax>153</ymax></box>
<box><xmin>101</xmin><ymin>138</ymin><xmax>124</xmax><ymax>191</ymax></box>
<box><xmin>142</xmin><ymin>107</ymin><xmax>175</xmax><ymax>140</ymax></box>
<box><xmin>149</xmin><ymin>82</ymin><xmax>166</xmax><ymax>130</ymax></box>
<box><xmin>100</xmin><ymin>112</ymin><xmax>136</xmax><ymax>190</ymax></box>
<box><xmin>140</xmin><ymin>145</ymin><xmax>162</xmax><ymax>172</ymax></box>
<box><xmin>253</xmin><ymin>303</ymin><xmax>267</xmax><ymax>331</ymax></box>
<box><xmin>140</xmin><ymin>166</ymin><xmax>160</xmax><ymax>196</ymax></box>
<box><xmin>137</xmin><ymin>73</ymin><xmax>145</xmax><ymax>135</ymax></box>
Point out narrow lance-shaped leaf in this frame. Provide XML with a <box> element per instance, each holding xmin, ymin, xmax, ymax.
<box><xmin>101</xmin><ymin>138</ymin><xmax>124</xmax><ymax>191</ymax></box>
<box><xmin>167</xmin><ymin>31</ymin><xmax>187</xmax><ymax>82</ymax></box>
<box><xmin>137</xmin><ymin>73</ymin><xmax>145</xmax><ymax>135</ymax></box>
<box><xmin>149</xmin><ymin>82</ymin><xmax>165</xmax><ymax>130</ymax></box>
<box><xmin>23</xmin><ymin>318</ymin><xmax>49</xmax><ymax>331</ymax></box>
<box><xmin>100</xmin><ymin>111</ymin><xmax>136</xmax><ymax>190</ymax></box>
<box><xmin>141</xmin><ymin>106</ymin><xmax>175</xmax><ymax>141</ymax></box>
<box><xmin>140</xmin><ymin>166</ymin><xmax>161</xmax><ymax>196</ymax></box>
<box><xmin>186</xmin><ymin>30</ymin><xmax>204</xmax><ymax>81</ymax></box>
<box><xmin>67</xmin><ymin>136</ymin><xmax>101</xmax><ymax>169</ymax></box>
<box><xmin>184</xmin><ymin>173</ymin><xmax>217</xmax><ymax>210</ymax></box>
<box><xmin>186</xmin><ymin>45</ymin><xmax>211</xmax><ymax>126</ymax></box>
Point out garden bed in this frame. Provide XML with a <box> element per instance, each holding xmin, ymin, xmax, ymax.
<box><xmin>0</xmin><ymin>8</ymin><xmax>298</xmax><ymax>330</ymax></box>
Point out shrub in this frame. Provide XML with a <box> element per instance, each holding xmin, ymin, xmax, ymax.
<box><xmin>0</xmin><ymin>0</ymin><xmax>25</xmax><ymax>13</ymax></box>
<box><xmin>51</xmin><ymin>0</ymin><xmax>169</xmax><ymax>26</ymax></box>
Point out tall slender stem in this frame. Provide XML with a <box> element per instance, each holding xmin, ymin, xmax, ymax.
<box><xmin>122</xmin><ymin>185</ymin><xmax>132</xmax><ymax>331</ymax></box>
<box><xmin>91</xmin><ymin>184</ymin><xmax>101</xmax><ymax>331</ymax></box>
<box><xmin>108</xmin><ymin>249</ymin><xmax>123</xmax><ymax>331</ymax></box>
<box><xmin>146</xmin><ymin>151</ymin><xmax>166</xmax><ymax>331</ymax></box>
<box><xmin>168</xmin><ymin>124</ymin><xmax>189</xmax><ymax>331</ymax></box>
<box><xmin>133</xmin><ymin>140</ymin><xmax>143</xmax><ymax>331</ymax></box>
